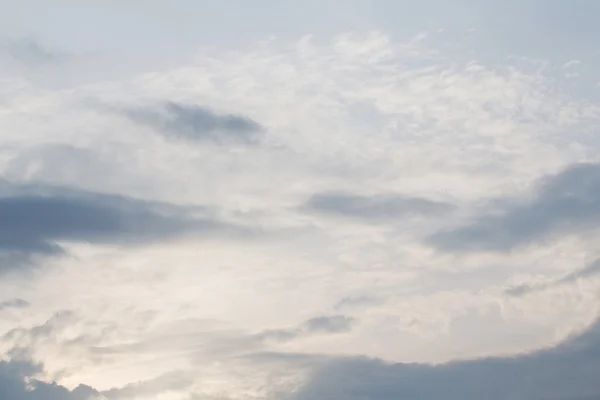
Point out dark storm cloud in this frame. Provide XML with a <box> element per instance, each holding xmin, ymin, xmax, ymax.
<box><xmin>301</xmin><ymin>191</ymin><xmax>454</xmax><ymax>221</ymax></box>
<box><xmin>429</xmin><ymin>163</ymin><xmax>600</xmax><ymax>252</ymax></box>
<box><xmin>290</xmin><ymin>318</ymin><xmax>600</xmax><ymax>400</ymax></box>
<box><xmin>122</xmin><ymin>101</ymin><xmax>263</xmax><ymax>144</ymax></box>
<box><xmin>0</xmin><ymin>181</ymin><xmax>251</xmax><ymax>272</ymax></box>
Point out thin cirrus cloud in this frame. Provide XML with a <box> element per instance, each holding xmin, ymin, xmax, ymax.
<box><xmin>428</xmin><ymin>163</ymin><xmax>600</xmax><ymax>253</ymax></box>
<box><xmin>120</xmin><ymin>101</ymin><xmax>264</xmax><ymax>144</ymax></box>
<box><xmin>301</xmin><ymin>191</ymin><xmax>454</xmax><ymax>222</ymax></box>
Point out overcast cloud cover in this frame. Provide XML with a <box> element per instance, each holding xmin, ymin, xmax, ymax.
<box><xmin>2</xmin><ymin>0</ymin><xmax>600</xmax><ymax>399</ymax></box>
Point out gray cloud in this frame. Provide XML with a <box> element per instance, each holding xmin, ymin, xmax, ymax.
<box><xmin>121</xmin><ymin>101</ymin><xmax>263</xmax><ymax>144</ymax></box>
<box><xmin>334</xmin><ymin>295</ymin><xmax>386</xmax><ymax>312</ymax></box>
<box><xmin>304</xmin><ymin>316</ymin><xmax>355</xmax><ymax>334</ymax></box>
<box><xmin>0</xmin><ymin>359</ymin><xmax>99</xmax><ymax>400</ymax></box>
<box><xmin>0</xmin><ymin>358</ymin><xmax>191</xmax><ymax>400</ymax></box>
<box><xmin>0</xmin><ymin>299</ymin><xmax>29</xmax><ymax>312</ymax></box>
<box><xmin>260</xmin><ymin>315</ymin><xmax>356</xmax><ymax>344</ymax></box>
<box><xmin>5</xmin><ymin>38</ymin><xmax>66</xmax><ymax>65</ymax></box>
<box><xmin>301</xmin><ymin>191</ymin><xmax>454</xmax><ymax>222</ymax></box>
<box><xmin>0</xmin><ymin>181</ymin><xmax>251</xmax><ymax>272</ymax></box>
<box><xmin>507</xmin><ymin>258</ymin><xmax>600</xmax><ymax>297</ymax></box>
<box><xmin>290</xmin><ymin>319</ymin><xmax>600</xmax><ymax>400</ymax></box>
<box><xmin>9</xmin><ymin>314</ymin><xmax>600</xmax><ymax>400</ymax></box>
<box><xmin>429</xmin><ymin>163</ymin><xmax>600</xmax><ymax>252</ymax></box>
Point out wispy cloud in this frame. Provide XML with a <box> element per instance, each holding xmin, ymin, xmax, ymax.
<box><xmin>0</xmin><ymin>181</ymin><xmax>253</xmax><ymax>272</ymax></box>
<box><xmin>0</xmin><ymin>299</ymin><xmax>29</xmax><ymax>312</ymax></box>
<box><xmin>429</xmin><ymin>163</ymin><xmax>600</xmax><ymax>252</ymax></box>
<box><xmin>4</xmin><ymin>38</ymin><xmax>67</xmax><ymax>65</ymax></box>
<box><xmin>119</xmin><ymin>101</ymin><xmax>263</xmax><ymax>144</ymax></box>
<box><xmin>260</xmin><ymin>315</ymin><xmax>356</xmax><ymax>343</ymax></box>
<box><xmin>301</xmin><ymin>191</ymin><xmax>453</xmax><ymax>222</ymax></box>
<box><xmin>507</xmin><ymin>258</ymin><xmax>600</xmax><ymax>297</ymax></box>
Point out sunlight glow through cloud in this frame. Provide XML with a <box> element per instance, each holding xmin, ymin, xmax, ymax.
<box><xmin>2</xmin><ymin>1</ymin><xmax>600</xmax><ymax>399</ymax></box>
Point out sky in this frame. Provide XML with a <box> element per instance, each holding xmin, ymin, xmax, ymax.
<box><xmin>2</xmin><ymin>1</ymin><xmax>600</xmax><ymax>399</ymax></box>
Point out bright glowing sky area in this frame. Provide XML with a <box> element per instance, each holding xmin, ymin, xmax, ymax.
<box><xmin>3</xmin><ymin>1</ymin><xmax>600</xmax><ymax>399</ymax></box>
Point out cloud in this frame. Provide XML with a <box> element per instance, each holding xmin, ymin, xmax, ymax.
<box><xmin>290</xmin><ymin>318</ymin><xmax>600</xmax><ymax>400</ymax></box>
<box><xmin>301</xmin><ymin>191</ymin><xmax>453</xmax><ymax>222</ymax></box>
<box><xmin>101</xmin><ymin>371</ymin><xmax>193</xmax><ymax>399</ymax></box>
<box><xmin>507</xmin><ymin>258</ymin><xmax>600</xmax><ymax>296</ymax></box>
<box><xmin>0</xmin><ymin>299</ymin><xmax>29</xmax><ymax>312</ymax></box>
<box><xmin>0</xmin><ymin>358</ymin><xmax>191</xmax><ymax>400</ymax></box>
<box><xmin>119</xmin><ymin>101</ymin><xmax>263</xmax><ymax>144</ymax></box>
<box><xmin>2</xmin><ymin>29</ymin><xmax>600</xmax><ymax>399</ymax></box>
<box><xmin>334</xmin><ymin>295</ymin><xmax>385</xmax><ymax>311</ymax></box>
<box><xmin>428</xmin><ymin>163</ymin><xmax>600</xmax><ymax>252</ymax></box>
<box><xmin>3</xmin><ymin>311</ymin><xmax>77</xmax><ymax>347</ymax></box>
<box><xmin>0</xmin><ymin>359</ymin><xmax>99</xmax><ymax>400</ymax></box>
<box><xmin>4</xmin><ymin>38</ymin><xmax>66</xmax><ymax>65</ymax></box>
<box><xmin>260</xmin><ymin>315</ymin><xmax>355</xmax><ymax>344</ymax></box>
<box><xmin>0</xmin><ymin>181</ymin><xmax>250</xmax><ymax>272</ymax></box>
<box><xmin>303</xmin><ymin>315</ymin><xmax>355</xmax><ymax>334</ymax></box>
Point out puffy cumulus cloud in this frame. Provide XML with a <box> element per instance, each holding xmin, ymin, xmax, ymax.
<box><xmin>1</xmin><ymin>24</ymin><xmax>600</xmax><ymax>400</ymax></box>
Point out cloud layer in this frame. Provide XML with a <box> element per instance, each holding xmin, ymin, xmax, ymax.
<box><xmin>292</xmin><ymin>319</ymin><xmax>600</xmax><ymax>400</ymax></box>
<box><xmin>1</xmin><ymin>13</ymin><xmax>600</xmax><ymax>400</ymax></box>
